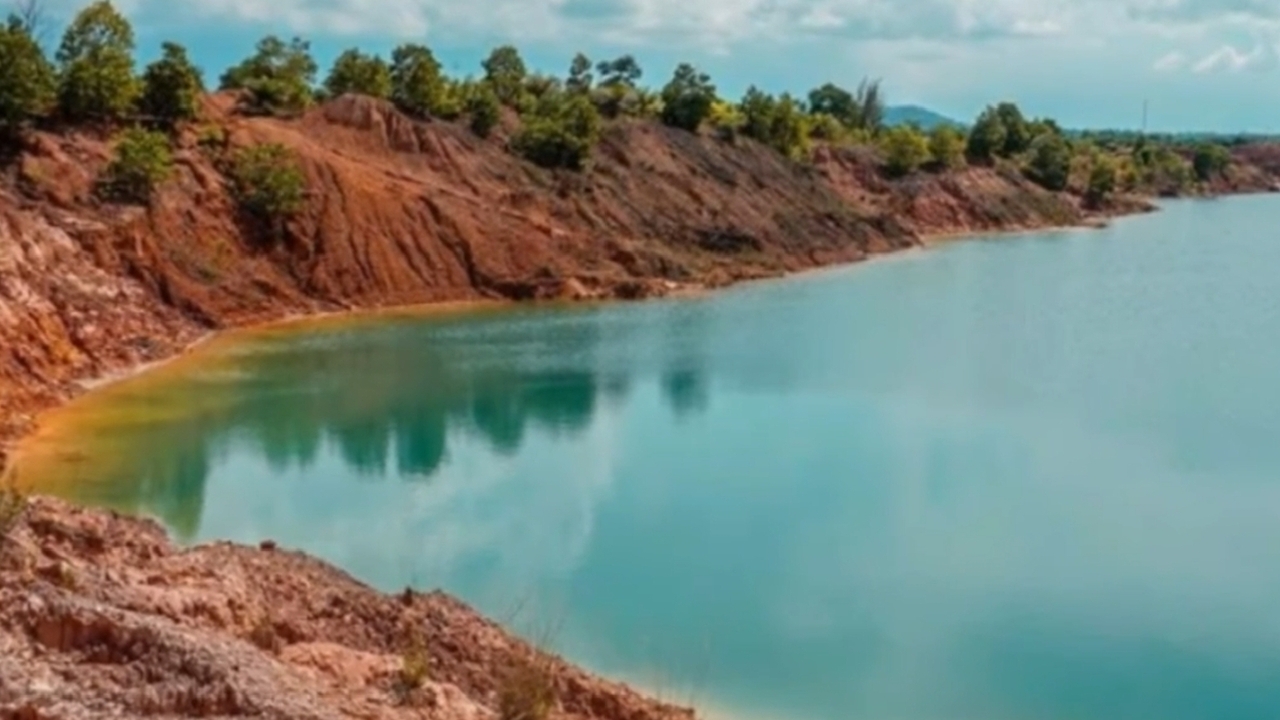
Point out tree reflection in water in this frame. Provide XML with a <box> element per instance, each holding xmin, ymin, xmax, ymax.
<box><xmin>21</xmin><ymin>303</ymin><xmax>710</xmax><ymax>541</ymax></box>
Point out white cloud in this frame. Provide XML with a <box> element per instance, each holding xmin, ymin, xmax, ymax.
<box><xmin>1191</xmin><ymin>42</ymin><xmax>1265</xmax><ymax>71</ymax></box>
<box><xmin>1153</xmin><ymin>50</ymin><xmax>1187</xmax><ymax>69</ymax></box>
<box><xmin>29</xmin><ymin>0</ymin><xmax>1280</xmax><ymax>50</ymax></box>
<box><xmin>100</xmin><ymin>0</ymin><xmax>1171</xmax><ymax>43</ymax></box>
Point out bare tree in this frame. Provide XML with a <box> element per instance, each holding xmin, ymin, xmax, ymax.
<box><xmin>855</xmin><ymin>77</ymin><xmax>884</xmax><ymax>133</ymax></box>
<box><xmin>11</xmin><ymin>0</ymin><xmax>49</xmax><ymax>46</ymax></box>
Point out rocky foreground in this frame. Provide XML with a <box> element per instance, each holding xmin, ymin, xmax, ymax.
<box><xmin>0</xmin><ymin>496</ymin><xmax>692</xmax><ymax>720</ymax></box>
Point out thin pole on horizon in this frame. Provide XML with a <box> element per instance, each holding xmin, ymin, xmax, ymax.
<box><xmin>1142</xmin><ymin>99</ymin><xmax>1149</xmax><ymax>135</ymax></box>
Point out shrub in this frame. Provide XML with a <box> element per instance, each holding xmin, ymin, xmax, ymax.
<box><xmin>228</xmin><ymin>143</ymin><xmax>306</xmax><ymax>236</ymax></box>
<box><xmin>510</xmin><ymin>92</ymin><xmax>600</xmax><ymax>170</ymax></box>
<box><xmin>220</xmin><ymin>36</ymin><xmax>317</xmax><ymax>117</ymax></box>
<box><xmin>928</xmin><ymin>124</ymin><xmax>966</xmax><ymax>170</ymax></box>
<box><xmin>1116</xmin><ymin>155</ymin><xmax>1139</xmax><ymax>192</ymax></box>
<box><xmin>465</xmin><ymin>83</ymin><xmax>501</xmax><ymax>138</ymax></box>
<box><xmin>1086</xmin><ymin>155</ymin><xmax>1117</xmax><ymax>206</ymax></box>
<box><xmin>55</xmin><ymin>0</ymin><xmax>139</xmax><ymax>123</ymax></box>
<box><xmin>880</xmin><ymin>125</ymin><xmax>930</xmax><ymax>177</ymax></box>
<box><xmin>1144</xmin><ymin>147</ymin><xmax>1193</xmax><ymax>193</ymax></box>
<box><xmin>389</xmin><ymin>43</ymin><xmax>445</xmax><ymax>118</ymax></box>
<box><xmin>637</xmin><ymin>89</ymin><xmax>666</xmax><ymax>119</ymax></box>
<box><xmin>196</xmin><ymin>124</ymin><xmax>228</xmax><ymax>152</ymax></box>
<box><xmin>139</xmin><ymin>41</ymin><xmax>204</xmax><ymax>127</ymax></box>
<box><xmin>0</xmin><ymin>15</ymin><xmax>56</xmax><ymax>137</ymax></box>
<box><xmin>249</xmin><ymin>614</ymin><xmax>282</xmax><ymax>653</ymax></box>
<box><xmin>659</xmin><ymin>63</ymin><xmax>716</xmax><ymax>132</ymax></box>
<box><xmin>807</xmin><ymin>113</ymin><xmax>845</xmax><ymax>142</ymax></box>
<box><xmin>324</xmin><ymin>48</ymin><xmax>392</xmax><ymax>100</ymax></box>
<box><xmin>708</xmin><ymin>99</ymin><xmax>744</xmax><ymax>142</ymax></box>
<box><xmin>0</xmin><ymin>480</ymin><xmax>27</xmax><ymax>543</ymax></box>
<box><xmin>498</xmin><ymin>656</ymin><xmax>556</xmax><ymax>720</ymax></box>
<box><xmin>523</xmin><ymin>74</ymin><xmax>561</xmax><ymax>102</ymax></box>
<box><xmin>1192</xmin><ymin>143</ymin><xmax>1230</xmax><ymax>182</ymax></box>
<box><xmin>1026</xmin><ymin>133</ymin><xmax>1072</xmax><ymax>191</ymax></box>
<box><xmin>397</xmin><ymin>634</ymin><xmax>430</xmax><ymax>694</ymax></box>
<box><xmin>100</xmin><ymin>128</ymin><xmax>173</xmax><ymax>203</ymax></box>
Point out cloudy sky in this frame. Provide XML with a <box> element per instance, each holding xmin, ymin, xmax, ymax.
<box><xmin>48</xmin><ymin>0</ymin><xmax>1280</xmax><ymax>131</ymax></box>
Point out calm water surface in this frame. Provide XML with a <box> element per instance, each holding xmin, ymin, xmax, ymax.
<box><xmin>16</xmin><ymin>195</ymin><xmax>1280</xmax><ymax>720</ymax></box>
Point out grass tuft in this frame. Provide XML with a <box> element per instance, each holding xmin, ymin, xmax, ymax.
<box><xmin>498</xmin><ymin>654</ymin><xmax>557</xmax><ymax>720</ymax></box>
<box><xmin>395</xmin><ymin>632</ymin><xmax>431</xmax><ymax>700</ymax></box>
<box><xmin>0</xmin><ymin>480</ymin><xmax>28</xmax><ymax>544</ymax></box>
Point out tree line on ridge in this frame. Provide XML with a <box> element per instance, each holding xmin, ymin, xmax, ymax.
<box><xmin>0</xmin><ymin>0</ymin><xmax>1240</xmax><ymax>226</ymax></box>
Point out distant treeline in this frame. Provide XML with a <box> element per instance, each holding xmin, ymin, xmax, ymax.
<box><xmin>0</xmin><ymin>0</ymin><xmax>1246</xmax><ymax>214</ymax></box>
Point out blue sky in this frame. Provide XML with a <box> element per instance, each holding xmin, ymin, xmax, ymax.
<box><xmin>45</xmin><ymin>0</ymin><xmax>1280</xmax><ymax>132</ymax></box>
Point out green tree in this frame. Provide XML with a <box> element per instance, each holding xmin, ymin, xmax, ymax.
<box><xmin>740</xmin><ymin>86</ymin><xmax>807</xmax><ymax>158</ymax></box>
<box><xmin>1144</xmin><ymin>145</ymin><xmax>1192</xmax><ymax>193</ymax></box>
<box><xmin>100</xmin><ymin>128</ymin><xmax>172</xmax><ymax>203</ymax></box>
<box><xmin>466</xmin><ymin>82</ymin><xmax>500</xmax><ymax>138</ymax></box>
<box><xmin>389</xmin><ymin>43</ymin><xmax>444</xmax><ymax>118</ymax></box>
<box><xmin>1085</xmin><ymin>155</ymin><xmax>1117</xmax><ymax>206</ymax></box>
<box><xmin>482</xmin><ymin>45</ymin><xmax>527</xmax><ymax>107</ymax></box>
<box><xmin>807</xmin><ymin>83</ymin><xmax>858</xmax><ymax>128</ymax></box>
<box><xmin>566</xmin><ymin>53</ymin><xmax>593</xmax><ymax>94</ymax></box>
<box><xmin>324</xmin><ymin>48</ymin><xmax>391</xmax><ymax>99</ymax></box>
<box><xmin>523</xmin><ymin>73</ymin><xmax>561</xmax><ymax>101</ymax></box>
<box><xmin>630</xmin><ymin>88</ymin><xmax>663</xmax><ymax>119</ymax></box>
<box><xmin>139</xmin><ymin>41</ymin><xmax>204</xmax><ymax>126</ymax></box>
<box><xmin>659</xmin><ymin>63</ymin><xmax>715</xmax><ymax>132</ymax></box>
<box><xmin>596</xmin><ymin>55</ymin><xmax>641</xmax><ymax>88</ymax></box>
<box><xmin>1192</xmin><ymin>143</ymin><xmax>1230</xmax><ymax>182</ymax></box>
<box><xmin>1027</xmin><ymin>117</ymin><xmax>1061</xmax><ymax>144</ymax></box>
<box><xmin>880</xmin><ymin>125</ymin><xmax>929</xmax><ymax>177</ymax></box>
<box><xmin>1027</xmin><ymin>133</ymin><xmax>1072</xmax><ymax>191</ymax></box>
<box><xmin>928</xmin><ymin>124</ymin><xmax>966</xmax><ymax>169</ymax></box>
<box><xmin>55</xmin><ymin>0</ymin><xmax>138</xmax><ymax>123</ymax></box>
<box><xmin>0</xmin><ymin>15</ymin><xmax>56</xmax><ymax>137</ymax></box>
<box><xmin>220</xmin><ymin>36</ymin><xmax>317</xmax><ymax>116</ymax></box>
<box><xmin>431</xmin><ymin>79</ymin><xmax>467</xmax><ymax>120</ymax></box>
<box><xmin>510</xmin><ymin>92</ymin><xmax>601</xmax><ymax>170</ymax></box>
<box><xmin>228</xmin><ymin>142</ymin><xmax>307</xmax><ymax>238</ymax></box>
<box><xmin>994</xmin><ymin>102</ymin><xmax>1030</xmax><ymax>156</ymax></box>
<box><xmin>590</xmin><ymin>55</ymin><xmax>643</xmax><ymax>118</ymax></box>
<box><xmin>966</xmin><ymin>105</ymin><xmax>1007</xmax><ymax>163</ymax></box>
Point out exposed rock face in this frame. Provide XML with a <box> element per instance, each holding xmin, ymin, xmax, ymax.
<box><xmin>0</xmin><ymin>497</ymin><xmax>693</xmax><ymax>720</ymax></box>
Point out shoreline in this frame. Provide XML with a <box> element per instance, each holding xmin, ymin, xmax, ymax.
<box><xmin>0</xmin><ymin>195</ymin><xmax>1183</xmax><ymax>483</ymax></box>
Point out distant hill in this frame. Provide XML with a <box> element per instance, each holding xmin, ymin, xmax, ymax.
<box><xmin>883</xmin><ymin>105</ymin><xmax>963</xmax><ymax>130</ymax></box>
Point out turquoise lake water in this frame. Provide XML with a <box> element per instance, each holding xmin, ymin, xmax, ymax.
<box><xmin>18</xmin><ymin>194</ymin><xmax>1280</xmax><ymax>720</ymax></box>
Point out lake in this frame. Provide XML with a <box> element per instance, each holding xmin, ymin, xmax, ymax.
<box><xmin>14</xmin><ymin>195</ymin><xmax>1280</xmax><ymax>720</ymax></box>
